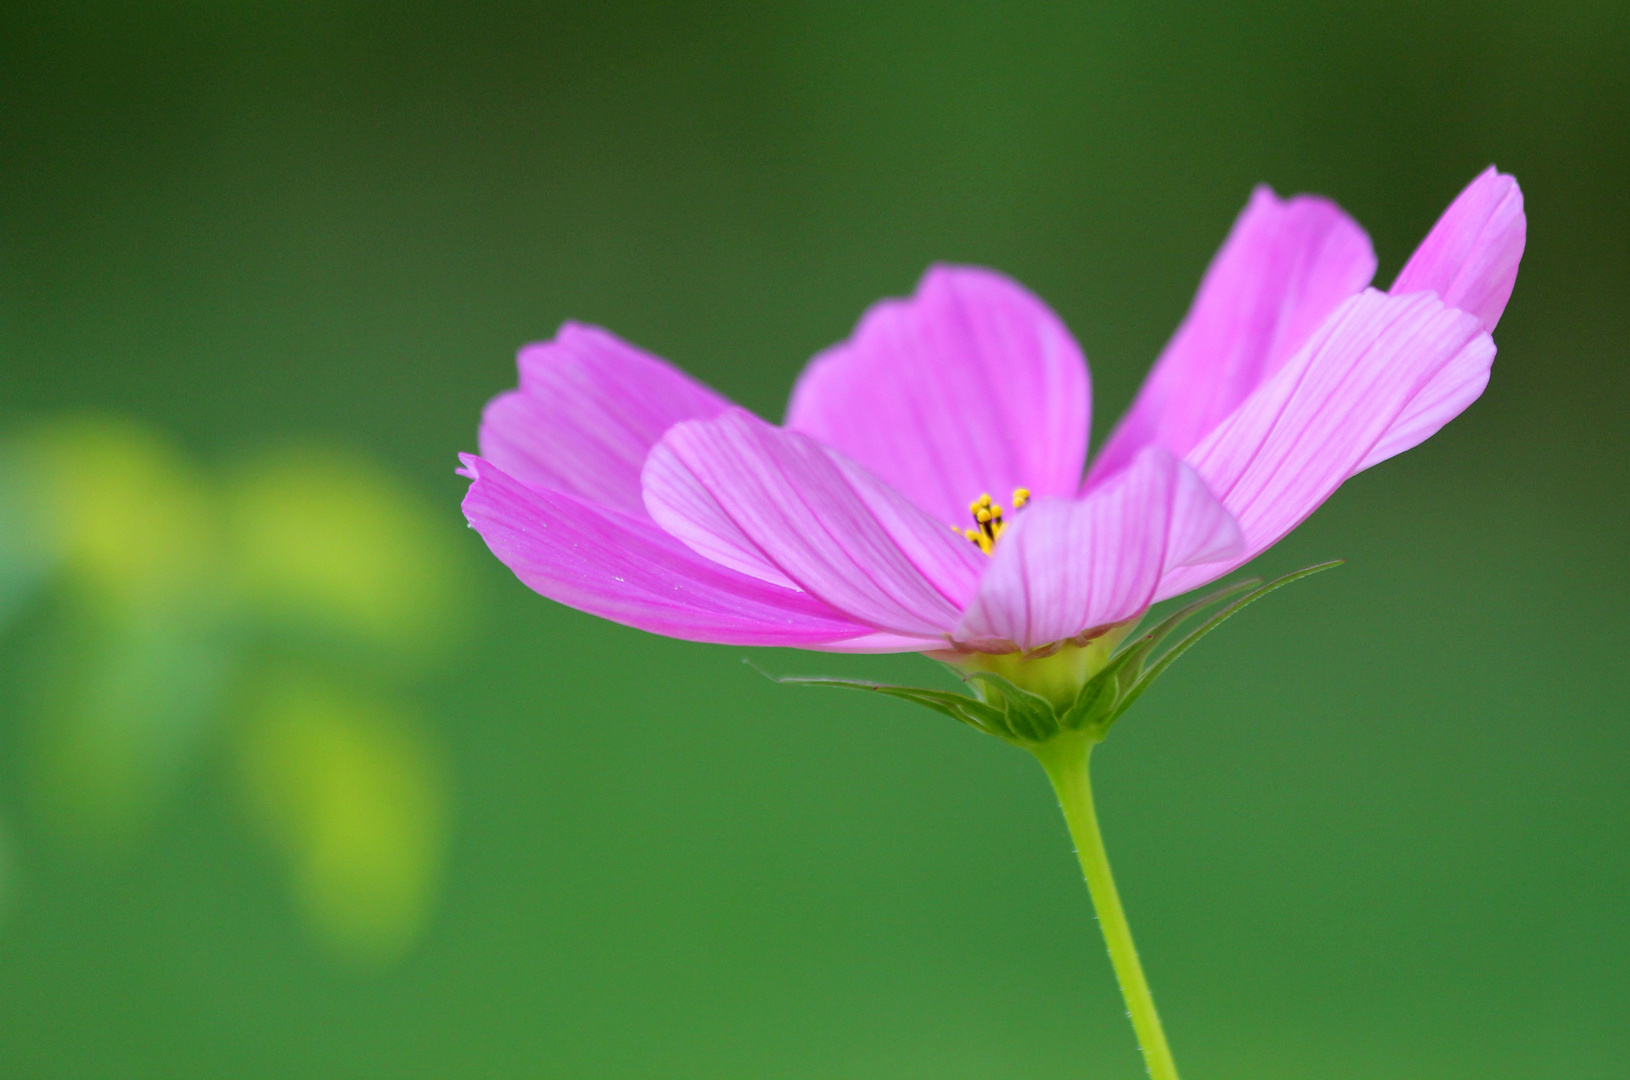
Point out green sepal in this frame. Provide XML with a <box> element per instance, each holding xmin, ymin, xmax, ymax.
<box><xmin>760</xmin><ymin>560</ymin><xmax>1342</xmax><ymax>748</ymax></box>
<box><xmin>1059</xmin><ymin>577</ymin><xmax>1261</xmax><ymax>735</ymax></box>
<box><xmin>761</xmin><ymin>672</ymin><xmax>1012</xmax><ymax>739</ymax></box>
<box><xmin>1056</xmin><ymin>645</ymin><xmax>1141</xmax><ymax>734</ymax></box>
<box><xmin>962</xmin><ymin>672</ymin><xmax>1061</xmax><ymax>743</ymax></box>
<box><xmin>1062</xmin><ymin>561</ymin><xmax>1343</xmax><ymax>739</ymax></box>
<box><xmin>1107</xmin><ymin>559</ymin><xmax>1343</xmax><ymax>725</ymax></box>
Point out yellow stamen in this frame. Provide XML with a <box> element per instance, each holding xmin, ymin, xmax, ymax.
<box><xmin>957</xmin><ymin>486</ymin><xmax>1027</xmax><ymax>555</ymax></box>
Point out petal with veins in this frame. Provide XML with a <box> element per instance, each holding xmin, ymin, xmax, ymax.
<box><xmin>480</xmin><ymin>322</ymin><xmax>733</xmax><ymax>515</ymax></box>
<box><xmin>958</xmin><ymin>448</ymin><xmax>1241</xmax><ymax>653</ymax></box>
<box><xmin>787</xmin><ymin>265</ymin><xmax>1090</xmax><ymax>524</ymax></box>
<box><xmin>644</xmin><ymin>410</ymin><xmax>987</xmax><ymax>639</ymax></box>
<box><xmin>1391</xmin><ymin>167</ymin><xmax>1526</xmax><ymax>332</ymax></box>
<box><xmin>1158</xmin><ymin>289</ymin><xmax>1494</xmax><ymax>599</ymax></box>
<box><xmin>460</xmin><ymin>454</ymin><xmax>891</xmax><ymax>648</ymax></box>
<box><xmin>1088</xmin><ymin>187</ymin><xmax>1376</xmax><ymax>487</ymax></box>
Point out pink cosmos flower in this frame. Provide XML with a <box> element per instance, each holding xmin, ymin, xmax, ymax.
<box><xmin>460</xmin><ymin>169</ymin><xmax>1524</xmax><ymax>663</ymax></box>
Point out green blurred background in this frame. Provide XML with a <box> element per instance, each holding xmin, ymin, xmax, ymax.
<box><xmin>1</xmin><ymin>1</ymin><xmax>1626</xmax><ymax>1076</ymax></box>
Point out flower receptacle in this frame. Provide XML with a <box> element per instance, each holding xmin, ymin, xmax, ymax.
<box><xmin>936</xmin><ymin>625</ymin><xmax>1136</xmax><ymax>714</ymax></box>
<box><xmin>772</xmin><ymin>562</ymin><xmax>1341</xmax><ymax>751</ymax></box>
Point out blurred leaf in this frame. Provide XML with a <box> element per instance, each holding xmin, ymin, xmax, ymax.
<box><xmin>237</xmin><ymin>675</ymin><xmax>451</xmax><ymax>965</ymax></box>
<box><xmin>0</xmin><ymin>445</ymin><xmax>58</xmax><ymax>632</ymax></box>
<box><xmin>2</xmin><ymin>415</ymin><xmax>222</xmax><ymax>618</ymax></box>
<box><xmin>2</xmin><ymin>416</ymin><xmax>471</xmax><ymax>868</ymax></box>
<box><xmin>0</xmin><ymin>416</ymin><xmax>232</xmax><ymax>843</ymax></box>
<box><xmin>31</xmin><ymin>610</ymin><xmax>234</xmax><ymax>845</ymax></box>
<box><xmin>226</xmin><ymin>444</ymin><xmax>469</xmax><ymax>657</ymax></box>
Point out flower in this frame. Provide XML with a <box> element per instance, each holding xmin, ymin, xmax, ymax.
<box><xmin>460</xmin><ymin>169</ymin><xmax>1523</xmax><ymax>670</ymax></box>
<box><xmin>459</xmin><ymin>169</ymin><xmax>1527</xmax><ymax>1079</ymax></box>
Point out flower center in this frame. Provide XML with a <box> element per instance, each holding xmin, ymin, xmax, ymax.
<box><xmin>955</xmin><ymin>488</ymin><xmax>1030</xmax><ymax>555</ymax></box>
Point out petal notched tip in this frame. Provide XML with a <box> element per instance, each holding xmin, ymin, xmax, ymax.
<box><xmin>1085</xmin><ymin>180</ymin><xmax>1377</xmax><ymax>488</ymax></box>
<box><xmin>1392</xmin><ymin>166</ymin><xmax>1526</xmax><ymax>333</ymax></box>
<box><xmin>481</xmin><ymin>323</ymin><xmax>734</xmax><ymax>515</ymax></box>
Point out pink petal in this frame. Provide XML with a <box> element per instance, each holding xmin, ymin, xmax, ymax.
<box><xmin>1087</xmin><ymin>187</ymin><xmax>1376</xmax><ymax>487</ymax></box>
<box><xmin>785</xmin><ymin>265</ymin><xmax>1091</xmax><ymax>526</ymax></box>
<box><xmin>1391</xmin><ymin>167</ymin><xmax>1526</xmax><ymax>332</ymax></box>
<box><xmin>459</xmin><ymin>453</ymin><xmax>894</xmax><ymax>648</ymax></box>
<box><xmin>1158</xmin><ymin>289</ymin><xmax>1495</xmax><ymax>600</ymax></box>
<box><xmin>643</xmin><ymin>410</ymin><xmax>987</xmax><ymax>640</ymax></box>
<box><xmin>479</xmin><ymin>322</ymin><xmax>733</xmax><ymax>516</ymax></box>
<box><xmin>956</xmin><ymin>448</ymin><xmax>1242</xmax><ymax>653</ymax></box>
<box><xmin>1356</xmin><ymin>338</ymin><xmax>1491</xmax><ymax>471</ymax></box>
<box><xmin>816</xmin><ymin>630</ymin><xmax>960</xmax><ymax>653</ymax></box>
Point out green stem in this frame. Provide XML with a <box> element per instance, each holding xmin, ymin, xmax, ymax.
<box><xmin>1033</xmin><ymin>734</ymin><xmax>1180</xmax><ymax>1080</ymax></box>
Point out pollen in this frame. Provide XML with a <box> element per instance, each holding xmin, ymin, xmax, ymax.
<box><xmin>957</xmin><ymin>488</ymin><xmax>1033</xmax><ymax>555</ymax></box>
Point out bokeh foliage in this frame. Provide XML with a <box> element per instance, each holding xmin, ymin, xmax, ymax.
<box><xmin>1</xmin><ymin>1</ymin><xmax>1626</xmax><ymax>1077</ymax></box>
<box><xmin>0</xmin><ymin>415</ymin><xmax>464</xmax><ymax>963</ymax></box>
